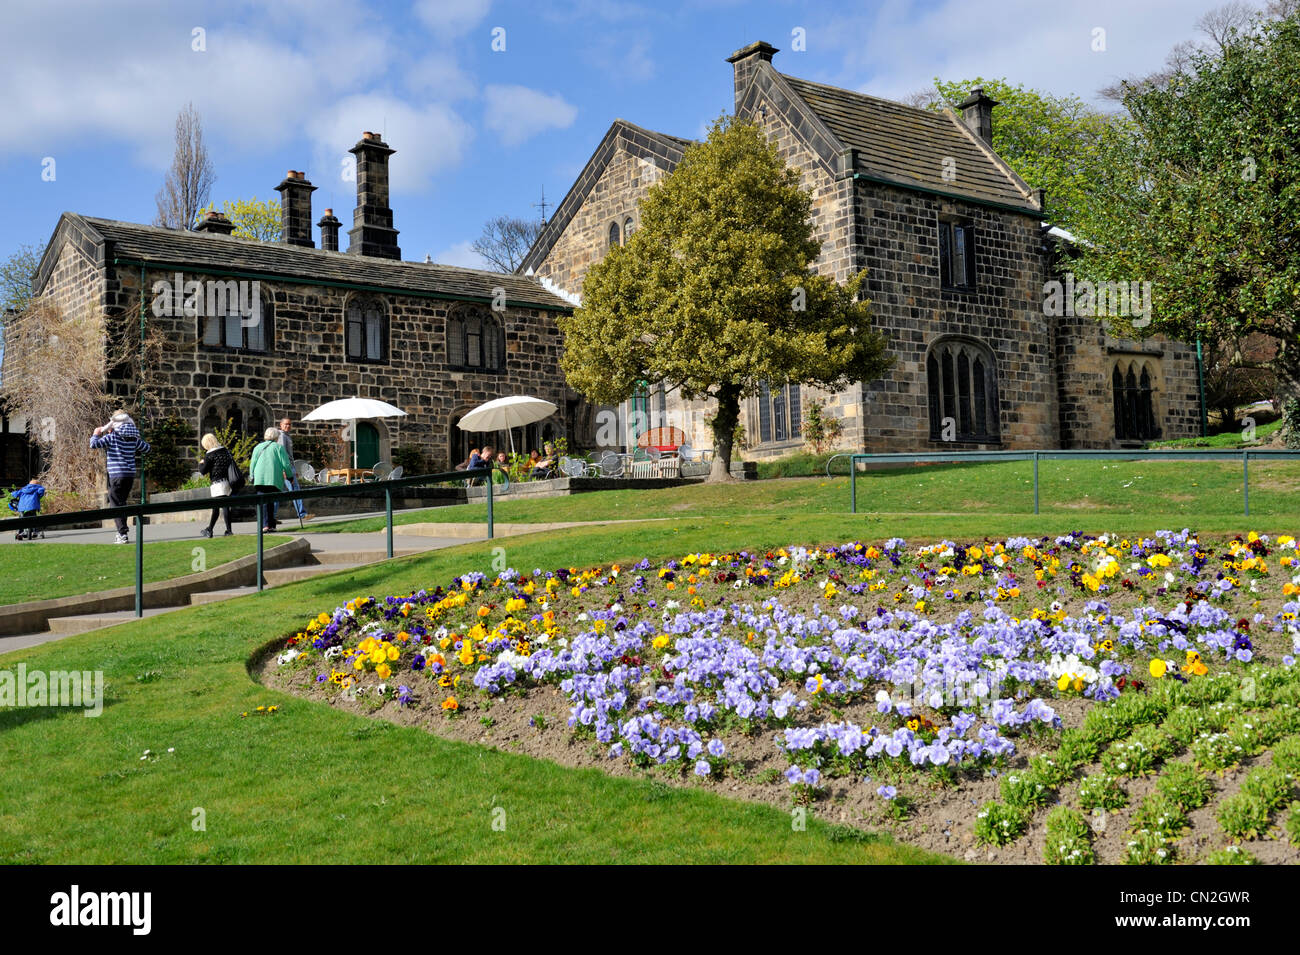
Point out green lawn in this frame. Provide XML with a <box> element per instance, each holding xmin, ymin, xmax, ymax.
<box><xmin>0</xmin><ymin>536</ymin><xmax>291</xmax><ymax>605</ymax></box>
<box><xmin>313</xmin><ymin>457</ymin><xmax>1300</xmax><ymax>534</ymax></box>
<box><xmin>1150</xmin><ymin>418</ymin><xmax>1283</xmax><ymax>449</ymax></box>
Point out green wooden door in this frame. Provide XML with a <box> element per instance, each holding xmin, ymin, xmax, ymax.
<box><xmin>354</xmin><ymin>422</ymin><xmax>380</xmax><ymax>469</ymax></box>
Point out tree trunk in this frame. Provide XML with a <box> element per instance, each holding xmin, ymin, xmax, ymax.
<box><xmin>707</xmin><ymin>383</ymin><xmax>741</xmax><ymax>483</ymax></box>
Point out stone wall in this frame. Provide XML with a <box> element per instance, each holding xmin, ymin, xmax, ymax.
<box><xmin>100</xmin><ymin>265</ymin><xmax>570</xmax><ymax>471</ymax></box>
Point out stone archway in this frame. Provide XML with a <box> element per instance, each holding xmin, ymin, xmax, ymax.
<box><xmin>198</xmin><ymin>392</ymin><xmax>274</xmax><ymax>440</ymax></box>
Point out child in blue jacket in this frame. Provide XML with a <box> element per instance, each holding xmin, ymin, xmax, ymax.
<box><xmin>9</xmin><ymin>478</ymin><xmax>46</xmax><ymax>540</ymax></box>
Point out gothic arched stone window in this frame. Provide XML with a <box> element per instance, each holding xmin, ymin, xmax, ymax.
<box><xmin>623</xmin><ymin>216</ymin><xmax>635</xmax><ymax>241</ymax></box>
<box><xmin>926</xmin><ymin>337</ymin><xmax>999</xmax><ymax>442</ymax></box>
<box><xmin>1113</xmin><ymin>358</ymin><xmax>1159</xmax><ymax>441</ymax></box>
<box><xmin>345</xmin><ymin>294</ymin><xmax>387</xmax><ymax>363</ymax></box>
<box><xmin>447</xmin><ymin>307</ymin><xmax>505</xmax><ymax>372</ymax></box>
<box><xmin>608</xmin><ymin>221</ymin><xmax>622</xmax><ymax>249</ymax></box>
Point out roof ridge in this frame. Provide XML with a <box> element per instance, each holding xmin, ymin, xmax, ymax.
<box><xmin>779</xmin><ymin>72</ymin><xmax>946</xmax><ymax>122</ymax></box>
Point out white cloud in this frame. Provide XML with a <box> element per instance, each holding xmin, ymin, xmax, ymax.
<box><xmin>430</xmin><ymin>239</ymin><xmax>486</xmax><ymax>268</ymax></box>
<box><xmin>808</xmin><ymin>0</ymin><xmax>1229</xmax><ymax>106</ymax></box>
<box><xmin>483</xmin><ymin>85</ymin><xmax>578</xmax><ymax>147</ymax></box>
<box><xmin>414</xmin><ymin>0</ymin><xmax>493</xmax><ymax>39</ymax></box>
<box><xmin>308</xmin><ymin>94</ymin><xmax>474</xmax><ymax>195</ymax></box>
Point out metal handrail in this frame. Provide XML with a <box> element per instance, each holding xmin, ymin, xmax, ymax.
<box><xmin>843</xmin><ymin>447</ymin><xmax>1300</xmax><ymax>517</ymax></box>
<box><xmin>825</xmin><ymin>452</ymin><xmax>855</xmax><ymax>477</ymax></box>
<box><xmin>0</xmin><ymin>468</ymin><xmax>496</xmax><ymax>617</ymax></box>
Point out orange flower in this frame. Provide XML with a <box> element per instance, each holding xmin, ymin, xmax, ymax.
<box><xmin>441</xmin><ymin>697</ymin><xmax>459</xmax><ymax>711</ymax></box>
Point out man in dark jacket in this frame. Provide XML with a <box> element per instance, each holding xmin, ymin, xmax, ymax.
<box><xmin>90</xmin><ymin>411</ymin><xmax>150</xmax><ymax>544</ymax></box>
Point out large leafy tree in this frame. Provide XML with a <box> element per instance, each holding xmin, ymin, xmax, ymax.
<box><xmin>560</xmin><ymin>116</ymin><xmax>891</xmax><ymax>481</ymax></box>
<box><xmin>911</xmin><ymin>79</ymin><xmax>1122</xmax><ymax>232</ymax></box>
<box><xmin>1071</xmin><ymin>12</ymin><xmax>1300</xmax><ymax>432</ymax></box>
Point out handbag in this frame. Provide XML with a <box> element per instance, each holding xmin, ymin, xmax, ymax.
<box><xmin>226</xmin><ymin>455</ymin><xmax>246</xmax><ymax>491</ymax></box>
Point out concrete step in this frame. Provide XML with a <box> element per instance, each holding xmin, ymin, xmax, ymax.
<box><xmin>310</xmin><ymin>549</ymin><xmax>426</xmax><ymax>564</ymax></box>
<box><xmin>189</xmin><ymin>586</ymin><xmax>261</xmax><ymax>605</ymax></box>
<box><xmin>261</xmin><ymin>563</ymin><xmax>362</xmax><ymax>586</ymax></box>
<box><xmin>46</xmin><ymin>607</ymin><xmax>176</xmax><ymax>635</ymax></box>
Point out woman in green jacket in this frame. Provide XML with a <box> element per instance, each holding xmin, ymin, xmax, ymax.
<box><xmin>250</xmin><ymin>427</ymin><xmax>296</xmax><ymax>531</ymax></box>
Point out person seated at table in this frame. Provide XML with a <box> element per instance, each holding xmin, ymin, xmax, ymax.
<box><xmin>531</xmin><ymin>442</ymin><xmax>556</xmax><ymax>479</ymax></box>
<box><xmin>467</xmin><ymin>445</ymin><xmax>492</xmax><ymax>486</ymax></box>
<box><xmin>456</xmin><ymin>448</ymin><xmax>479</xmax><ymax>471</ymax></box>
<box><xmin>491</xmin><ymin>451</ymin><xmax>509</xmax><ymax>485</ymax></box>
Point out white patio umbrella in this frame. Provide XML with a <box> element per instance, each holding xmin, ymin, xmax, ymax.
<box><xmin>457</xmin><ymin>395</ymin><xmax>558</xmax><ymax>453</ymax></box>
<box><xmin>302</xmin><ymin>396</ymin><xmax>407</xmax><ymax>471</ymax></box>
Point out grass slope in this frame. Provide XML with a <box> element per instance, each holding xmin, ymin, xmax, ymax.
<box><xmin>312</xmin><ymin>459</ymin><xmax>1300</xmax><ymax>534</ymax></box>
<box><xmin>0</xmin><ymin>537</ymin><xmax>291</xmax><ymax>606</ymax></box>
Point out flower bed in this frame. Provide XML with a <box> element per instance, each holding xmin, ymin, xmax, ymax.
<box><xmin>264</xmin><ymin>529</ymin><xmax>1300</xmax><ymax>863</ymax></box>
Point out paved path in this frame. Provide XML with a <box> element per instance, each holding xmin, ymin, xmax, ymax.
<box><xmin>0</xmin><ymin>511</ymin><xmax>474</xmax><ymax>651</ymax></box>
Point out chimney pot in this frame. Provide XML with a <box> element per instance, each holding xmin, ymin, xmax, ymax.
<box><xmin>725</xmin><ymin>41</ymin><xmax>779</xmax><ymax>111</ymax></box>
<box><xmin>957</xmin><ymin>87</ymin><xmax>999</xmax><ymax>146</ymax></box>
<box><xmin>194</xmin><ymin>209</ymin><xmax>236</xmax><ymax>235</ymax></box>
<box><xmin>346</xmin><ymin>132</ymin><xmax>401</xmax><ymax>259</ymax></box>
<box><xmin>317</xmin><ymin>208</ymin><xmax>342</xmax><ymax>252</ymax></box>
<box><xmin>276</xmin><ymin>171</ymin><xmax>317</xmax><ymax>247</ymax></box>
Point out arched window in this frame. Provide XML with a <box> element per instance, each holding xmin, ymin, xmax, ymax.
<box><xmin>1113</xmin><ymin>359</ymin><xmax>1159</xmax><ymax>441</ymax></box>
<box><xmin>609</xmin><ymin>221</ymin><xmax>622</xmax><ymax>249</ymax></box>
<box><xmin>345</xmin><ymin>295</ymin><xmax>387</xmax><ymax>362</ymax></box>
<box><xmin>198</xmin><ymin>392</ymin><xmax>273</xmax><ymax>440</ymax></box>
<box><xmin>926</xmin><ymin>337</ymin><xmax>999</xmax><ymax>442</ymax></box>
<box><xmin>447</xmin><ymin>308</ymin><xmax>505</xmax><ymax>371</ymax></box>
<box><xmin>623</xmin><ymin>216</ymin><xmax>635</xmax><ymax>241</ymax></box>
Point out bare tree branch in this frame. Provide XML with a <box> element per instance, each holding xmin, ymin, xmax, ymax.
<box><xmin>471</xmin><ymin>215</ymin><xmax>544</xmax><ymax>272</ymax></box>
<box><xmin>154</xmin><ymin>102</ymin><xmax>216</xmax><ymax>230</ymax></box>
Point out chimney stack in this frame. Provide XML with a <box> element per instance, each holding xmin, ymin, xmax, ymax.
<box><xmin>194</xmin><ymin>209</ymin><xmax>236</xmax><ymax>236</ymax></box>
<box><xmin>346</xmin><ymin>131</ymin><xmax>401</xmax><ymax>260</ymax></box>
<box><xmin>725</xmin><ymin>41</ymin><xmax>778</xmax><ymax>111</ymax></box>
<box><xmin>957</xmin><ymin>87</ymin><xmax>999</xmax><ymax>146</ymax></box>
<box><xmin>317</xmin><ymin>208</ymin><xmax>341</xmax><ymax>252</ymax></box>
<box><xmin>276</xmin><ymin>170</ymin><xmax>317</xmax><ymax>247</ymax></box>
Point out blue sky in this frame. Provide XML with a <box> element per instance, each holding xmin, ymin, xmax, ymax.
<box><xmin>1</xmin><ymin>0</ymin><xmax>1225</xmax><ymax>269</ymax></box>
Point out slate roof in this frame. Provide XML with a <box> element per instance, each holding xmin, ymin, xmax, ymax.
<box><xmin>38</xmin><ymin>213</ymin><xmax>573</xmax><ymax>311</ymax></box>
<box><xmin>779</xmin><ymin>74</ymin><xmax>1037</xmax><ymax>211</ymax></box>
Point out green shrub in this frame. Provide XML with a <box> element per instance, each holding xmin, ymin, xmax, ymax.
<box><xmin>1043</xmin><ymin>807</ymin><xmax>1094</xmax><ymax>865</ymax></box>
<box><xmin>1078</xmin><ymin>773</ymin><xmax>1128</xmax><ymax>812</ymax></box>
<box><xmin>1029</xmin><ymin>753</ymin><xmax>1075</xmax><ymax>789</ymax></box>
<box><xmin>142</xmin><ymin>413</ymin><xmax>197</xmax><ymax>493</ymax></box>
<box><xmin>1192</xmin><ymin>732</ymin><xmax>1246</xmax><ymax>773</ymax></box>
<box><xmin>1056</xmin><ymin>729</ymin><xmax>1099</xmax><ymax>767</ymax></box>
<box><xmin>1216</xmin><ymin>791</ymin><xmax>1271</xmax><ymax>840</ymax></box>
<box><xmin>1272</xmin><ymin>736</ymin><xmax>1300</xmax><ymax>775</ymax></box>
<box><xmin>391</xmin><ymin>445</ymin><xmax>428</xmax><ymax>475</ymax></box>
<box><xmin>1131</xmin><ymin>792</ymin><xmax>1189</xmax><ymax>834</ymax></box>
<box><xmin>1202</xmin><ymin>845</ymin><xmax>1258</xmax><ymax>864</ymax></box>
<box><xmin>1155</xmin><ymin>761</ymin><xmax>1214</xmax><ymax>810</ymax></box>
<box><xmin>1001</xmin><ymin>769</ymin><xmax>1050</xmax><ymax>809</ymax></box>
<box><xmin>1240</xmin><ymin>765</ymin><xmax>1295</xmax><ymax>810</ymax></box>
<box><xmin>1102</xmin><ymin>733</ymin><xmax>1162</xmax><ymax>778</ymax></box>
<box><xmin>974</xmin><ymin>801</ymin><xmax>1028</xmax><ymax>846</ymax></box>
<box><xmin>1286</xmin><ymin>802</ymin><xmax>1300</xmax><ymax>847</ymax></box>
<box><xmin>1124</xmin><ymin>827</ymin><xmax>1174</xmax><ymax>865</ymax></box>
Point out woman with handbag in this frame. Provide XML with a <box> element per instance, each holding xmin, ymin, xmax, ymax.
<box><xmin>198</xmin><ymin>433</ymin><xmax>243</xmax><ymax>537</ymax></box>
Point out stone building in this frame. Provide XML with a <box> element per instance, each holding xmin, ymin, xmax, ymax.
<box><xmin>18</xmin><ymin>132</ymin><xmax>576</xmax><ymax>476</ymax></box>
<box><xmin>522</xmin><ymin>41</ymin><xmax>1202</xmax><ymax>456</ymax></box>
